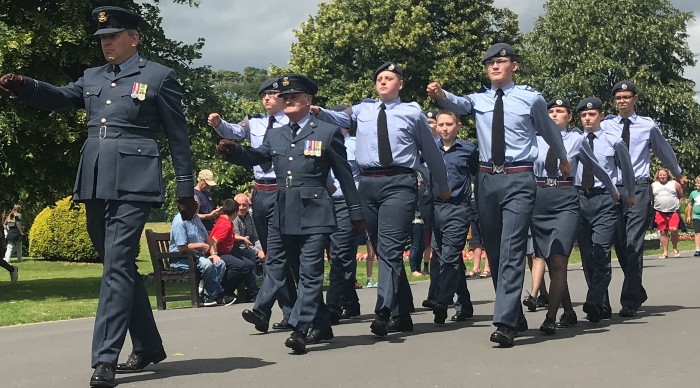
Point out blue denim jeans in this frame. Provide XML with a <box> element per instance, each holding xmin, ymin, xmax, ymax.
<box><xmin>171</xmin><ymin>256</ymin><xmax>225</xmax><ymax>298</ymax></box>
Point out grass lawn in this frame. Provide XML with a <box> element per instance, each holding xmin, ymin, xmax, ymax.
<box><xmin>0</xmin><ymin>221</ymin><xmax>695</xmax><ymax>327</ymax></box>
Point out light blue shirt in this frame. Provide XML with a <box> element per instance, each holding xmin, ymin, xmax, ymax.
<box><xmin>331</xmin><ymin>134</ymin><xmax>361</xmax><ymax>199</ymax></box>
<box><xmin>535</xmin><ymin>130</ymin><xmax>618</xmax><ymax>196</ymax></box>
<box><xmin>437</xmin><ymin>82</ymin><xmax>567</xmax><ymax>164</ymax></box>
<box><xmin>169</xmin><ymin>213</ymin><xmax>208</xmax><ymax>257</ymax></box>
<box><xmin>602</xmin><ymin>113</ymin><xmax>682</xmax><ymax>179</ymax></box>
<box><xmin>573</xmin><ymin>128</ymin><xmax>636</xmax><ymax>198</ymax></box>
<box><xmin>316</xmin><ymin>98</ymin><xmax>449</xmax><ymax>193</ymax></box>
<box><xmin>214</xmin><ymin>109</ymin><xmax>290</xmax><ymax>180</ymax></box>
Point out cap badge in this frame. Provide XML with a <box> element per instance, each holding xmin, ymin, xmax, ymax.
<box><xmin>499</xmin><ymin>48</ymin><xmax>507</xmax><ymax>56</ymax></box>
<box><xmin>556</xmin><ymin>99</ymin><xmax>563</xmax><ymax>106</ymax></box>
<box><xmin>427</xmin><ymin>112</ymin><xmax>433</xmax><ymax>118</ymax></box>
<box><xmin>586</xmin><ymin>102</ymin><xmax>593</xmax><ymax>109</ymax></box>
<box><xmin>98</xmin><ymin>12</ymin><xmax>108</xmax><ymax>23</ymax></box>
<box><xmin>388</xmin><ymin>64</ymin><xmax>395</xmax><ymax>71</ymax></box>
<box><xmin>621</xmin><ymin>83</ymin><xmax>628</xmax><ymax>90</ymax></box>
<box><xmin>282</xmin><ymin>77</ymin><xmax>290</xmax><ymax>87</ymax></box>
<box><xmin>272</xmin><ymin>82</ymin><xmax>278</xmax><ymax>89</ymax></box>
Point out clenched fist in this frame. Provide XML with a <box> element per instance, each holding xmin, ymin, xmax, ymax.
<box><xmin>208</xmin><ymin>113</ymin><xmax>221</xmax><ymax>128</ymax></box>
<box><xmin>217</xmin><ymin>139</ymin><xmax>238</xmax><ymax>158</ymax></box>
<box><xmin>0</xmin><ymin>73</ymin><xmax>24</xmax><ymax>97</ymax></box>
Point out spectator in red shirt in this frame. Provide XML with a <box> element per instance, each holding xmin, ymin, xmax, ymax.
<box><xmin>209</xmin><ymin>199</ymin><xmax>255</xmax><ymax>304</ymax></box>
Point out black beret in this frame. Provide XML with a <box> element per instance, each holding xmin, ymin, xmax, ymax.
<box><xmin>481</xmin><ymin>43</ymin><xmax>517</xmax><ymax>64</ymax></box>
<box><xmin>277</xmin><ymin>74</ymin><xmax>318</xmax><ymax>96</ymax></box>
<box><xmin>92</xmin><ymin>6</ymin><xmax>143</xmax><ymax>36</ymax></box>
<box><xmin>576</xmin><ymin>97</ymin><xmax>604</xmax><ymax>113</ymax></box>
<box><xmin>373</xmin><ymin>62</ymin><xmax>403</xmax><ymax>81</ymax></box>
<box><xmin>258</xmin><ymin>78</ymin><xmax>280</xmax><ymax>97</ymax></box>
<box><xmin>612</xmin><ymin>80</ymin><xmax>637</xmax><ymax>95</ymax></box>
<box><xmin>547</xmin><ymin>98</ymin><xmax>572</xmax><ymax>111</ymax></box>
<box><xmin>422</xmin><ymin>110</ymin><xmax>439</xmax><ymax>119</ymax></box>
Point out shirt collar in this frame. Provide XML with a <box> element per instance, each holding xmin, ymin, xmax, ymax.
<box><xmin>616</xmin><ymin>113</ymin><xmax>638</xmax><ymax>124</ymax></box>
<box><xmin>292</xmin><ymin>113</ymin><xmax>312</xmax><ymax>129</ymax></box>
<box><xmin>381</xmin><ymin>97</ymin><xmax>401</xmax><ymax>110</ymax></box>
<box><xmin>438</xmin><ymin>138</ymin><xmax>460</xmax><ymax>151</ymax></box>
<box><xmin>272</xmin><ymin>110</ymin><xmax>289</xmax><ymax>124</ymax></box>
<box><xmin>490</xmin><ymin>82</ymin><xmax>515</xmax><ymax>98</ymax></box>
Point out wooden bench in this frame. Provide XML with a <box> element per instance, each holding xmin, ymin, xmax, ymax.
<box><xmin>145</xmin><ymin>229</ymin><xmax>201</xmax><ymax>310</ymax></box>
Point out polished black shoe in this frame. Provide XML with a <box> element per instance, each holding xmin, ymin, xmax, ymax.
<box><xmin>601</xmin><ymin>308</ymin><xmax>612</xmax><ymax>320</ymax></box>
<box><xmin>285</xmin><ymin>330</ymin><xmax>307</xmax><ymax>353</ymax></box>
<box><xmin>370</xmin><ymin>314</ymin><xmax>390</xmax><ymax>337</ymax></box>
<box><xmin>305</xmin><ymin>326</ymin><xmax>334</xmax><ymax>344</ymax></box>
<box><xmin>272</xmin><ymin>317</ymin><xmax>293</xmax><ymax>331</ymax></box>
<box><xmin>539</xmin><ymin>317</ymin><xmax>556</xmax><ymax>335</ymax></box>
<box><xmin>328</xmin><ymin>306</ymin><xmax>342</xmax><ymax>325</ymax></box>
<box><xmin>537</xmin><ymin>294</ymin><xmax>549</xmax><ymax>307</ymax></box>
<box><xmin>90</xmin><ymin>362</ymin><xmax>116</xmax><ymax>387</ymax></box>
<box><xmin>340</xmin><ymin>303</ymin><xmax>361</xmax><ymax>319</ymax></box>
<box><xmin>450</xmin><ymin>311</ymin><xmax>473</xmax><ymax>322</ymax></box>
<box><xmin>388</xmin><ymin>315</ymin><xmax>414</xmax><ymax>332</ymax></box>
<box><xmin>556</xmin><ymin>311</ymin><xmax>578</xmax><ymax>328</ymax></box>
<box><xmin>116</xmin><ymin>348</ymin><xmax>166</xmax><ymax>372</ymax></box>
<box><xmin>583</xmin><ymin>301</ymin><xmax>601</xmax><ymax>323</ymax></box>
<box><xmin>490</xmin><ymin>326</ymin><xmax>516</xmax><ymax>347</ymax></box>
<box><xmin>242</xmin><ymin>309</ymin><xmax>269</xmax><ymax>333</ymax></box>
<box><xmin>422</xmin><ymin>298</ymin><xmax>437</xmax><ymax>309</ymax></box>
<box><xmin>619</xmin><ymin>306</ymin><xmax>638</xmax><ymax>317</ymax></box>
<box><xmin>522</xmin><ymin>295</ymin><xmax>537</xmax><ymax>312</ymax></box>
<box><xmin>433</xmin><ymin>303</ymin><xmax>448</xmax><ymax>324</ymax></box>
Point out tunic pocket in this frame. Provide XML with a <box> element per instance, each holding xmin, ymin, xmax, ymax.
<box><xmin>298</xmin><ymin>187</ymin><xmax>335</xmax><ymax>228</ymax></box>
<box><xmin>115</xmin><ymin>139</ymin><xmax>162</xmax><ymax>194</ymax></box>
<box><xmin>83</xmin><ymin>86</ymin><xmax>103</xmax><ymax>120</ymax></box>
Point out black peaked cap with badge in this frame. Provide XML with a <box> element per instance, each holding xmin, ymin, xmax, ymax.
<box><xmin>481</xmin><ymin>43</ymin><xmax>517</xmax><ymax>64</ymax></box>
<box><xmin>258</xmin><ymin>78</ymin><xmax>280</xmax><ymax>97</ymax></box>
<box><xmin>423</xmin><ymin>110</ymin><xmax>439</xmax><ymax>120</ymax></box>
<box><xmin>277</xmin><ymin>74</ymin><xmax>318</xmax><ymax>96</ymax></box>
<box><xmin>547</xmin><ymin>98</ymin><xmax>572</xmax><ymax>111</ymax></box>
<box><xmin>612</xmin><ymin>80</ymin><xmax>637</xmax><ymax>95</ymax></box>
<box><xmin>576</xmin><ymin>97</ymin><xmax>604</xmax><ymax>113</ymax></box>
<box><xmin>92</xmin><ymin>6</ymin><xmax>144</xmax><ymax>36</ymax></box>
<box><xmin>373</xmin><ymin>61</ymin><xmax>403</xmax><ymax>81</ymax></box>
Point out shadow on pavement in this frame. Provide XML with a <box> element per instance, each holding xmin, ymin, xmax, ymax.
<box><xmin>116</xmin><ymin>357</ymin><xmax>275</xmax><ymax>385</ymax></box>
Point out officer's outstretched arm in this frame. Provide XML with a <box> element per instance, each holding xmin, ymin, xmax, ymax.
<box><xmin>14</xmin><ymin>76</ymin><xmax>85</xmax><ymax>110</ymax></box>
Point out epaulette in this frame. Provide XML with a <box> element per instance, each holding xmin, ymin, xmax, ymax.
<box><xmin>516</xmin><ymin>84</ymin><xmax>536</xmax><ymax>92</ymax></box>
<box><xmin>572</xmin><ymin>127</ymin><xmax>583</xmax><ymax>135</ymax></box>
<box><xmin>604</xmin><ymin>115</ymin><xmax>616</xmax><ymax>121</ymax></box>
<box><xmin>252</xmin><ymin>113</ymin><xmax>265</xmax><ymax>119</ymax></box>
<box><xmin>474</xmin><ymin>85</ymin><xmax>488</xmax><ymax>94</ymax></box>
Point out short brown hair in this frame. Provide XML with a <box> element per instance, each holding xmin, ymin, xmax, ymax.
<box><xmin>436</xmin><ymin>110</ymin><xmax>460</xmax><ymax>124</ymax></box>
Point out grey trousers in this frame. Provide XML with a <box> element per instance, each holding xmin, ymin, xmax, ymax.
<box><xmin>326</xmin><ymin>201</ymin><xmax>360</xmax><ymax>310</ymax></box>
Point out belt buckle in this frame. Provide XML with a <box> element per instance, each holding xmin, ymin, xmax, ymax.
<box><xmin>492</xmin><ymin>163</ymin><xmax>505</xmax><ymax>174</ymax></box>
<box><xmin>546</xmin><ymin>177</ymin><xmax>558</xmax><ymax>187</ymax></box>
<box><xmin>99</xmin><ymin>125</ymin><xmax>107</xmax><ymax>139</ymax></box>
<box><xmin>285</xmin><ymin>176</ymin><xmax>292</xmax><ymax>188</ymax></box>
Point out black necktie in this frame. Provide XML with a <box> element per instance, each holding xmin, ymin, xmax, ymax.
<box><xmin>492</xmin><ymin>88</ymin><xmax>505</xmax><ymax>166</ymax></box>
<box><xmin>259</xmin><ymin>116</ymin><xmax>275</xmax><ymax>172</ymax></box>
<box><xmin>113</xmin><ymin>64</ymin><xmax>120</xmax><ymax>76</ymax></box>
<box><xmin>544</xmin><ymin>146</ymin><xmax>558</xmax><ymax>177</ymax></box>
<box><xmin>291</xmin><ymin>123</ymin><xmax>300</xmax><ymax>139</ymax></box>
<box><xmin>621</xmin><ymin>118</ymin><xmax>631</xmax><ymax>147</ymax></box>
<box><xmin>582</xmin><ymin>132</ymin><xmax>596</xmax><ymax>189</ymax></box>
<box><xmin>377</xmin><ymin>103</ymin><xmax>393</xmax><ymax>166</ymax></box>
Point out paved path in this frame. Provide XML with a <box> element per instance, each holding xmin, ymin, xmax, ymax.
<box><xmin>2</xmin><ymin>252</ymin><xmax>700</xmax><ymax>387</ymax></box>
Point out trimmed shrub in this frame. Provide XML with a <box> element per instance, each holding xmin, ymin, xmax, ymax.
<box><xmin>29</xmin><ymin>197</ymin><xmax>99</xmax><ymax>262</ymax></box>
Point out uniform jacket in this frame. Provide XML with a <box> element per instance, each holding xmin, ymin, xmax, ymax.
<box><xmin>226</xmin><ymin>117</ymin><xmax>364</xmax><ymax>235</ymax></box>
<box><xmin>16</xmin><ymin>54</ymin><xmax>194</xmax><ymax>204</ymax></box>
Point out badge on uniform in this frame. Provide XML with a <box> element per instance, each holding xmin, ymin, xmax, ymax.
<box><xmin>304</xmin><ymin>140</ymin><xmax>322</xmax><ymax>157</ymax></box>
<box><xmin>131</xmin><ymin>82</ymin><xmax>148</xmax><ymax>101</ymax></box>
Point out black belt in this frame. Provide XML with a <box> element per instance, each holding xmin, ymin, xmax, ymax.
<box><xmin>276</xmin><ymin>177</ymin><xmax>326</xmax><ymax>188</ymax></box>
<box><xmin>576</xmin><ymin>187</ymin><xmax>608</xmax><ymax>195</ymax></box>
<box><xmin>255</xmin><ymin>179</ymin><xmax>277</xmax><ymax>185</ymax></box>
<box><xmin>617</xmin><ymin>178</ymin><xmax>649</xmax><ymax>187</ymax></box>
<box><xmin>478</xmin><ymin>161</ymin><xmax>534</xmax><ymax>175</ymax></box>
<box><xmin>87</xmin><ymin>126</ymin><xmax>156</xmax><ymax>140</ymax></box>
<box><xmin>361</xmin><ymin>166</ymin><xmax>414</xmax><ymax>177</ymax></box>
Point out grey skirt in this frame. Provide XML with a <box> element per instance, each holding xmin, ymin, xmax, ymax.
<box><xmin>531</xmin><ymin>186</ymin><xmax>580</xmax><ymax>258</ymax></box>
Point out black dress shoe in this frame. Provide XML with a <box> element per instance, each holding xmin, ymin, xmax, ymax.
<box><xmin>539</xmin><ymin>317</ymin><xmax>556</xmax><ymax>335</ymax></box>
<box><xmin>537</xmin><ymin>294</ymin><xmax>549</xmax><ymax>307</ymax></box>
<box><xmin>272</xmin><ymin>317</ymin><xmax>293</xmax><ymax>331</ymax></box>
<box><xmin>116</xmin><ymin>348</ymin><xmax>167</xmax><ymax>372</ymax></box>
<box><xmin>328</xmin><ymin>306</ymin><xmax>342</xmax><ymax>325</ymax></box>
<box><xmin>388</xmin><ymin>315</ymin><xmax>413</xmax><ymax>332</ymax></box>
<box><xmin>522</xmin><ymin>295</ymin><xmax>537</xmax><ymax>312</ymax></box>
<box><xmin>489</xmin><ymin>326</ymin><xmax>516</xmax><ymax>347</ymax></box>
<box><xmin>421</xmin><ymin>298</ymin><xmax>437</xmax><ymax>309</ymax></box>
<box><xmin>619</xmin><ymin>306</ymin><xmax>637</xmax><ymax>317</ymax></box>
<box><xmin>242</xmin><ymin>309</ymin><xmax>269</xmax><ymax>333</ymax></box>
<box><xmin>450</xmin><ymin>311</ymin><xmax>473</xmax><ymax>322</ymax></box>
<box><xmin>305</xmin><ymin>326</ymin><xmax>334</xmax><ymax>344</ymax></box>
<box><xmin>517</xmin><ymin>318</ymin><xmax>528</xmax><ymax>333</ymax></box>
<box><xmin>556</xmin><ymin>311</ymin><xmax>578</xmax><ymax>328</ymax></box>
<box><xmin>340</xmin><ymin>303</ymin><xmax>361</xmax><ymax>319</ymax></box>
<box><xmin>285</xmin><ymin>330</ymin><xmax>307</xmax><ymax>353</ymax></box>
<box><xmin>583</xmin><ymin>301</ymin><xmax>601</xmax><ymax>323</ymax></box>
<box><xmin>370</xmin><ymin>314</ymin><xmax>390</xmax><ymax>337</ymax></box>
<box><xmin>433</xmin><ymin>303</ymin><xmax>448</xmax><ymax>324</ymax></box>
<box><xmin>90</xmin><ymin>362</ymin><xmax>116</xmax><ymax>388</ymax></box>
<box><xmin>601</xmin><ymin>308</ymin><xmax>612</xmax><ymax>320</ymax></box>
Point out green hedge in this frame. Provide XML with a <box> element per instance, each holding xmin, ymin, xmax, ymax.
<box><xmin>28</xmin><ymin>197</ymin><xmax>99</xmax><ymax>262</ymax></box>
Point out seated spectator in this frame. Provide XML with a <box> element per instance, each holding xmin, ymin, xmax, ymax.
<box><xmin>210</xmin><ymin>198</ymin><xmax>256</xmax><ymax>303</ymax></box>
<box><xmin>232</xmin><ymin>193</ymin><xmax>264</xmax><ymax>301</ymax></box>
<box><xmin>169</xmin><ymin>196</ymin><xmax>227</xmax><ymax>307</ymax></box>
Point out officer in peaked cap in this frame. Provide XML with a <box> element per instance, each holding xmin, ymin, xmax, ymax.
<box><xmin>0</xmin><ymin>5</ymin><xmax>196</xmax><ymax>387</ymax></box>
<box><xmin>218</xmin><ymin>73</ymin><xmax>365</xmax><ymax>353</ymax></box>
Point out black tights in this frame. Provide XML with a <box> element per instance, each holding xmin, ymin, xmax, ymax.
<box><xmin>545</xmin><ymin>255</ymin><xmax>574</xmax><ymax>320</ymax></box>
<box><xmin>0</xmin><ymin>259</ymin><xmax>14</xmax><ymax>273</ymax></box>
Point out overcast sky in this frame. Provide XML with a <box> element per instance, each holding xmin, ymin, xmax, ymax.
<box><xmin>155</xmin><ymin>0</ymin><xmax>700</xmax><ymax>90</ymax></box>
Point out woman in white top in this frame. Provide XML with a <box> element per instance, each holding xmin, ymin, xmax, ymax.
<box><xmin>651</xmin><ymin>169</ymin><xmax>683</xmax><ymax>258</ymax></box>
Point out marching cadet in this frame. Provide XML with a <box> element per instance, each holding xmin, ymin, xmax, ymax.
<box><xmin>427</xmin><ymin>43</ymin><xmax>570</xmax><ymax>347</ymax></box>
<box><xmin>312</xmin><ymin>62</ymin><xmax>450</xmax><ymax>337</ymax></box>
<box><xmin>533</xmin><ymin>98</ymin><xmax>621</xmax><ymax>334</ymax></box>
<box><xmin>605</xmin><ymin>81</ymin><xmax>686</xmax><ymax>317</ymax></box>
<box><xmin>430</xmin><ymin>110</ymin><xmax>479</xmax><ymax>324</ymax></box>
<box><xmin>208</xmin><ymin>79</ymin><xmax>298</xmax><ymax>331</ymax></box>
<box><xmin>218</xmin><ymin>74</ymin><xmax>365</xmax><ymax>353</ymax></box>
<box><xmin>0</xmin><ymin>7</ymin><xmax>197</xmax><ymax>386</ymax></box>
<box><xmin>574</xmin><ymin>97</ymin><xmax>636</xmax><ymax>324</ymax></box>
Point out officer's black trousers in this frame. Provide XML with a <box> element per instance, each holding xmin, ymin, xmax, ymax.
<box><xmin>433</xmin><ymin>201</ymin><xmax>473</xmax><ymax>313</ymax></box>
<box><xmin>326</xmin><ymin>201</ymin><xmax>360</xmax><ymax>310</ymax></box>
